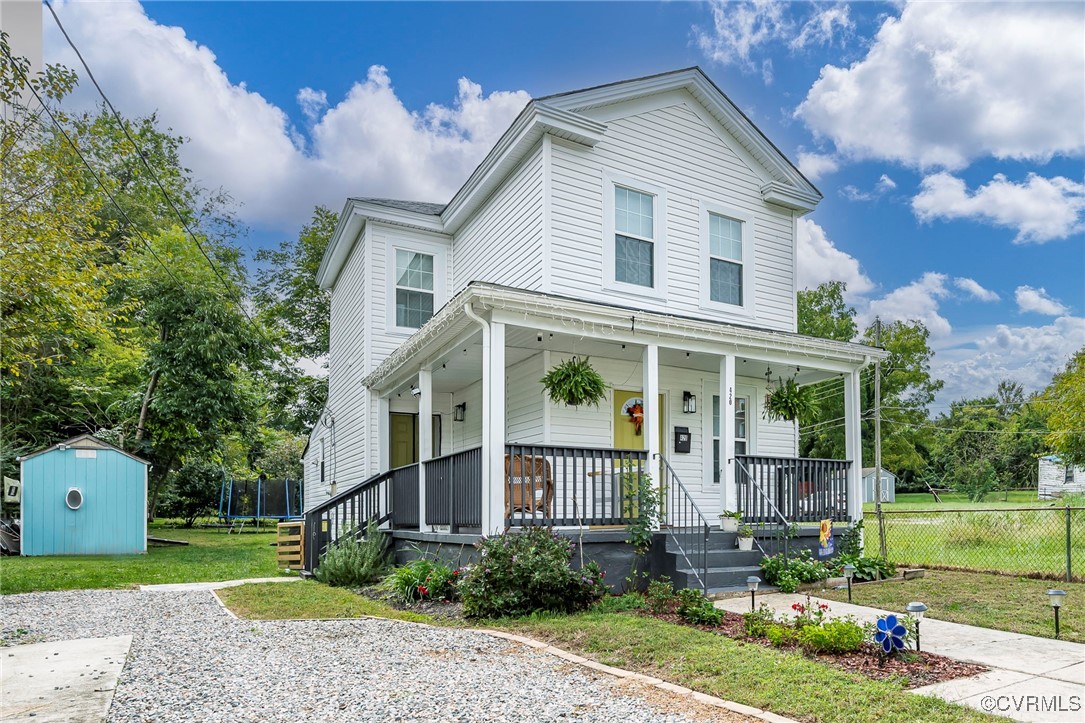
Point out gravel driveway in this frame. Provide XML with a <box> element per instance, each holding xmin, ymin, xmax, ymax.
<box><xmin>1</xmin><ymin>590</ymin><xmax>741</xmax><ymax>722</ymax></box>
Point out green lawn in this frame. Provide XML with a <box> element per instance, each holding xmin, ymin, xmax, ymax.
<box><xmin>864</xmin><ymin>490</ymin><xmax>1058</xmax><ymax>512</ymax></box>
<box><xmin>215</xmin><ymin>581</ymin><xmax>993</xmax><ymax>723</ymax></box>
<box><xmin>1</xmin><ymin>526</ymin><xmax>283</xmax><ymax>594</ymax></box>
<box><xmin>819</xmin><ymin>570</ymin><xmax>1085</xmax><ymax>643</ymax></box>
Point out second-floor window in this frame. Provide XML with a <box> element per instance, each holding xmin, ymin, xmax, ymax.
<box><xmin>708</xmin><ymin>213</ymin><xmax>743</xmax><ymax>305</ymax></box>
<box><xmin>395</xmin><ymin>249</ymin><xmax>434</xmax><ymax>329</ymax></box>
<box><xmin>614</xmin><ymin>186</ymin><xmax>655</xmax><ymax>288</ymax></box>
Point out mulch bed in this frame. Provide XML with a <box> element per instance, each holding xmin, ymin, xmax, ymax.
<box><xmin>646</xmin><ymin>610</ymin><xmax>987</xmax><ymax>689</ymax></box>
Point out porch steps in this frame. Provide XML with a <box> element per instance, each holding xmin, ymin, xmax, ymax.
<box><xmin>660</xmin><ymin>529</ymin><xmax>770</xmax><ymax>594</ymax></box>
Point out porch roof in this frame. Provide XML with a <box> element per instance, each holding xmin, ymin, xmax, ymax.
<box><xmin>363</xmin><ymin>282</ymin><xmax>888</xmax><ymax>393</ymax></box>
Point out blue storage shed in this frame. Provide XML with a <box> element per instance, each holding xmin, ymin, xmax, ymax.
<box><xmin>19</xmin><ymin>434</ymin><xmax>148</xmax><ymax>556</ymax></box>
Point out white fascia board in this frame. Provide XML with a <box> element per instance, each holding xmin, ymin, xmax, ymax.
<box><xmin>441</xmin><ymin>102</ymin><xmax>606</xmax><ymax>234</ymax></box>
<box><xmin>760</xmin><ymin>181</ymin><xmax>821</xmax><ymax>214</ymax></box>
<box><xmin>316</xmin><ymin>200</ymin><xmax>448</xmax><ymax>290</ymax></box>
<box><xmin>547</xmin><ymin>68</ymin><xmax>822</xmax><ymax>209</ymax></box>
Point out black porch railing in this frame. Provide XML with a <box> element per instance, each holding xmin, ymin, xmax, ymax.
<box><xmin>735</xmin><ymin>455</ymin><xmax>851</xmax><ymax>524</ymax></box>
<box><xmin>504</xmin><ymin>444</ymin><xmax>648</xmax><ymax>527</ymax></box>
<box><xmin>425</xmin><ymin>446</ymin><xmax>482</xmax><ymax>531</ymax></box>
<box><xmin>658</xmin><ymin>453</ymin><xmax>710</xmax><ymax>592</ymax></box>
<box><xmin>303</xmin><ymin>463</ymin><xmax>421</xmax><ymax>571</ymax></box>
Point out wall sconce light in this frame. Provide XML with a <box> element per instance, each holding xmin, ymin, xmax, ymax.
<box><xmin>682</xmin><ymin>391</ymin><xmax>697</xmax><ymax>414</ymax></box>
<box><xmin>453</xmin><ymin>403</ymin><xmax>466</xmax><ymax>422</ymax></box>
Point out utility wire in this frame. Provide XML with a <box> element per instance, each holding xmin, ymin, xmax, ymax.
<box><xmin>45</xmin><ymin>0</ymin><xmax>268</xmax><ymax>343</ymax></box>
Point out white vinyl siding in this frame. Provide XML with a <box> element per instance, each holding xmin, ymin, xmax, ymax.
<box><xmin>452</xmin><ymin>142</ymin><xmax>544</xmax><ymax>292</ymax></box>
<box><xmin>550</xmin><ymin>96</ymin><xmax>796</xmax><ymax>331</ymax></box>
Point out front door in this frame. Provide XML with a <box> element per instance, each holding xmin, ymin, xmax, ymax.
<box><xmin>389</xmin><ymin>413</ymin><xmax>418</xmax><ymax>468</ymax></box>
<box><xmin>612</xmin><ymin>390</ymin><xmax>664</xmax><ymax>451</ymax></box>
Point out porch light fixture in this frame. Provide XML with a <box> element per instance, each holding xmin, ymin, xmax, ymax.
<box><xmin>453</xmin><ymin>403</ymin><xmax>466</xmax><ymax>422</ymax></box>
<box><xmin>1047</xmin><ymin>589</ymin><xmax>1067</xmax><ymax>639</ymax></box>
<box><xmin>746</xmin><ymin>575</ymin><xmax>760</xmax><ymax>611</ymax></box>
<box><xmin>843</xmin><ymin>563</ymin><xmax>856</xmax><ymax>603</ymax></box>
<box><xmin>682</xmin><ymin>391</ymin><xmax>697</xmax><ymax>414</ymax></box>
<box><xmin>905</xmin><ymin>602</ymin><xmax>928</xmax><ymax>652</ymax></box>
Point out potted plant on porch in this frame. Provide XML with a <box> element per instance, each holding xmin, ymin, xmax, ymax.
<box><xmin>718</xmin><ymin>510</ymin><xmax>742</xmax><ymax>533</ymax></box>
<box><xmin>737</xmin><ymin>524</ymin><xmax>755</xmax><ymax>551</ymax></box>
<box><xmin>540</xmin><ymin>356</ymin><xmax>608</xmax><ymax>408</ymax></box>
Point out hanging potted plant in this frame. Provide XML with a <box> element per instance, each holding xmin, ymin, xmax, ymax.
<box><xmin>763</xmin><ymin>376</ymin><xmax>819</xmax><ymax>424</ymax></box>
<box><xmin>540</xmin><ymin>356</ymin><xmax>608</xmax><ymax>408</ymax></box>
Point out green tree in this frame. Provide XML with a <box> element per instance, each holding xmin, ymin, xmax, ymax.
<box><xmin>1043</xmin><ymin>348</ymin><xmax>1085</xmax><ymax>467</ymax></box>
<box><xmin>797</xmin><ymin>281</ymin><xmax>857</xmax><ymax>342</ymax></box>
<box><xmin>159</xmin><ymin>458</ymin><xmax>223</xmax><ymax>527</ymax></box>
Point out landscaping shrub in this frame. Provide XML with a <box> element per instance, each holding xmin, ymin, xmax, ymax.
<box><xmin>835</xmin><ymin>554</ymin><xmax>896</xmax><ymax>581</ymax></box>
<box><xmin>761</xmin><ymin>549</ymin><xmax>830</xmax><ymax>593</ymax></box>
<box><xmin>593</xmin><ymin>593</ymin><xmax>646</xmax><ymax>613</ymax></box>
<box><xmin>766</xmin><ymin>623</ymin><xmax>795</xmax><ymax>647</ymax></box>
<box><xmin>159</xmin><ymin>459</ymin><xmax>221</xmax><ymax>527</ymax></box>
<box><xmin>645</xmin><ymin>576</ymin><xmax>677</xmax><ymax>614</ymax></box>
<box><xmin>743</xmin><ymin>604</ymin><xmax>776</xmax><ymax>637</ymax></box>
<box><xmin>796</xmin><ymin>618</ymin><xmax>865</xmax><ymax>654</ymax></box>
<box><xmin>379</xmin><ymin>557</ymin><xmax>460</xmax><ymax>603</ymax></box>
<box><xmin>459</xmin><ymin>528</ymin><xmax>607</xmax><ymax>618</ymax></box>
<box><xmin>314</xmin><ymin>519</ymin><xmax>390</xmax><ymax>587</ymax></box>
<box><xmin>675</xmin><ymin>588</ymin><xmax>723</xmax><ymax>626</ymax></box>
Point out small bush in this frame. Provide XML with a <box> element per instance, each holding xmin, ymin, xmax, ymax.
<box><xmin>743</xmin><ymin>604</ymin><xmax>776</xmax><ymax>637</ymax></box>
<box><xmin>459</xmin><ymin>528</ymin><xmax>607</xmax><ymax>618</ymax></box>
<box><xmin>159</xmin><ymin>459</ymin><xmax>221</xmax><ymax>527</ymax></box>
<box><xmin>379</xmin><ymin>557</ymin><xmax>460</xmax><ymax>603</ymax></box>
<box><xmin>766</xmin><ymin>623</ymin><xmax>795</xmax><ymax>647</ymax></box>
<box><xmin>836</xmin><ymin>554</ymin><xmax>896</xmax><ymax>581</ymax></box>
<box><xmin>314</xmin><ymin>519</ymin><xmax>390</xmax><ymax>587</ymax></box>
<box><xmin>593</xmin><ymin>593</ymin><xmax>646</xmax><ymax>613</ymax></box>
<box><xmin>675</xmin><ymin>588</ymin><xmax>723</xmax><ymax>626</ymax></box>
<box><xmin>761</xmin><ymin>549</ymin><xmax>830</xmax><ymax>592</ymax></box>
<box><xmin>796</xmin><ymin>618</ymin><xmax>865</xmax><ymax>654</ymax></box>
<box><xmin>645</xmin><ymin>577</ymin><xmax>677</xmax><ymax>614</ymax></box>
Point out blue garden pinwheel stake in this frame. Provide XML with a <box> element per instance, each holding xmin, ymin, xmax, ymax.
<box><xmin>874</xmin><ymin>614</ymin><xmax>908</xmax><ymax>659</ymax></box>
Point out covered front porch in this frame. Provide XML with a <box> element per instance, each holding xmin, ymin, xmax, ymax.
<box><xmin>304</xmin><ymin>284</ymin><xmax>884</xmax><ymax>573</ymax></box>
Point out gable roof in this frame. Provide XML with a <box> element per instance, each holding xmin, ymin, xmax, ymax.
<box><xmin>317</xmin><ymin>67</ymin><xmax>820</xmax><ymax>290</ymax></box>
<box><xmin>17</xmin><ymin>433</ymin><xmax>150</xmax><ymax>465</ymax></box>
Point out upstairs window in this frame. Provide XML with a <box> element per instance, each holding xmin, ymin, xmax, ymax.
<box><xmin>614</xmin><ymin>186</ymin><xmax>655</xmax><ymax>288</ymax></box>
<box><xmin>395</xmin><ymin>250</ymin><xmax>434</xmax><ymax>329</ymax></box>
<box><xmin>709</xmin><ymin>213</ymin><xmax>743</xmax><ymax>306</ymax></box>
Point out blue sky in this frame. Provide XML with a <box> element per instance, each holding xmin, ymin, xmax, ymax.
<box><xmin>38</xmin><ymin>1</ymin><xmax>1085</xmax><ymax>408</ymax></box>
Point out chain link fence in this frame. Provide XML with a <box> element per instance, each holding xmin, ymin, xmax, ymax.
<box><xmin>871</xmin><ymin>506</ymin><xmax>1085</xmax><ymax>582</ymax></box>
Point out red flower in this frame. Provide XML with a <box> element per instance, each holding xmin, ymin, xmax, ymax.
<box><xmin>418</xmin><ymin>585</ymin><xmax>428</xmax><ymax>597</ymax></box>
<box><xmin>818</xmin><ymin>603</ymin><xmax>830</xmax><ymax>611</ymax></box>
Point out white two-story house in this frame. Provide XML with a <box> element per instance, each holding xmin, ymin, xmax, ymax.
<box><xmin>302</xmin><ymin>68</ymin><xmax>886</xmax><ymax>586</ymax></box>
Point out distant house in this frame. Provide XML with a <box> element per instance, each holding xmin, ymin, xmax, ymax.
<box><xmin>861</xmin><ymin>467</ymin><xmax>896</xmax><ymax>504</ymax></box>
<box><xmin>1038</xmin><ymin>456</ymin><xmax>1085</xmax><ymax>500</ymax></box>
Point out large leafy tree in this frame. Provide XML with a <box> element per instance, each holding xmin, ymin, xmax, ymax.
<box><xmin>797</xmin><ymin>281</ymin><xmax>857</xmax><ymax>342</ymax></box>
<box><xmin>1043</xmin><ymin>348</ymin><xmax>1085</xmax><ymax>467</ymax></box>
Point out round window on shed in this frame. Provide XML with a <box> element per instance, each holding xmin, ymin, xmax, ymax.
<box><xmin>66</xmin><ymin>487</ymin><xmax>83</xmax><ymax>510</ymax></box>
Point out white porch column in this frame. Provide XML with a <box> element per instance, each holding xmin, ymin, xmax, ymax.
<box><xmin>418</xmin><ymin>367</ymin><xmax>433</xmax><ymax>531</ymax></box>
<box><xmin>378</xmin><ymin>396</ymin><xmax>391</xmax><ymax>472</ymax></box>
<box><xmin>484</xmin><ymin>321</ymin><xmax>507</xmax><ymax>535</ymax></box>
<box><xmin>720</xmin><ymin>354</ymin><xmax>736</xmax><ymax>513</ymax></box>
<box><xmin>843</xmin><ymin>368</ymin><xmax>864</xmax><ymax>523</ymax></box>
<box><xmin>643</xmin><ymin>343</ymin><xmax>660</xmax><ymax>470</ymax></box>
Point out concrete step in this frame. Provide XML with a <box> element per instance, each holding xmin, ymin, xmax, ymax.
<box><xmin>674</xmin><ymin>564</ymin><xmax>764</xmax><ymax>590</ymax></box>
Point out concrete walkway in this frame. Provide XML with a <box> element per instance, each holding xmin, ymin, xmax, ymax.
<box><xmin>716</xmin><ymin>593</ymin><xmax>1085</xmax><ymax>722</ymax></box>
<box><xmin>1</xmin><ymin>636</ymin><xmax>131</xmax><ymax>722</ymax></box>
<box><xmin>137</xmin><ymin>576</ymin><xmax>300</xmax><ymax>592</ymax></box>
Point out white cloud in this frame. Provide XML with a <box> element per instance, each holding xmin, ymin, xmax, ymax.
<box><xmin>954</xmin><ymin>278</ymin><xmax>999</xmax><ymax>303</ymax></box>
<box><xmin>912</xmin><ymin>172</ymin><xmax>1085</xmax><ymax>244</ymax></box>
<box><xmin>795</xmin><ymin>218</ymin><xmax>873</xmax><ymax>296</ymax></box>
<box><xmin>797</xmin><ymin>152</ymin><xmax>838</xmax><ymax>182</ymax></box>
<box><xmin>933</xmin><ymin>316</ymin><xmax>1085</xmax><ymax>407</ymax></box>
<box><xmin>876</xmin><ymin>174</ymin><xmax>896</xmax><ymax>192</ymax></box>
<box><xmin>796</xmin><ymin>2</ymin><xmax>1085</xmax><ymax>169</ymax></box>
<box><xmin>789</xmin><ymin>4</ymin><xmax>854</xmax><ymax>50</ymax></box>
<box><xmin>45</xmin><ymin>0</ymin><xmax>530</xmax><ymax>229</ymax></box>
<box><xmin>694</xmin><ymin>0</ymin><xmax>790</xmax><ymax>71</ymax></box>
<box><xmin>860</xmin><ymin>272</ymin><xmax>952</xmax><ymax>337</ymax></box>
<box><xmin>840</xmin><ymin>173</ymin><xmax>896</xmax><ymax>202</ymax></box>
<box><xmin>1015</xmin><ymin>286</ymin><xmax>1069</xmax><ymax>316</ymax></box>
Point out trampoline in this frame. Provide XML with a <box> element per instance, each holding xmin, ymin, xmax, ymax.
<box><xmin>219</xmin><ymin>476</ymin><xmax>303</xmax><ymax>521</ymax></box>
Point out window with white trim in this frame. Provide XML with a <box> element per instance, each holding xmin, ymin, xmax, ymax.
<box><xmin>712</xmin><ymin>394</ymin><xmax>747</xmax><ymax>484</ymax></box>
<box><xmin>394</xmin><ymin>249</ymin><xmax>434</xmax><ymax>329</ymax></box>
<box><xmin>614</xmin><ymin>186</ymin><xmax>655</xmax><ymax>287</ymax></box>
<box><xmin>708</xmin><ymin>213</ymin><xmax>743</xmax><ymax>306</ymax></box>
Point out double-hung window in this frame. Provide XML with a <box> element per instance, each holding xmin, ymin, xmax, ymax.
<box><xmin>614</xmin><ymin>186</ymin><xmax>655</xmax><ymax>288</ymax></box>
<box><xmin>395</xmin><ymin>249</ymin><xmax>434</xmax><ymax>329</ymax></box>
<box><xmin>712</xmin><ymin>394</ymin><xmax>748</xmax><ymax>484</ymax></box>
<box><xmin>708</xmin><ymin>213</ymin><xmax>743</xmax><ymax>306</ymax></box>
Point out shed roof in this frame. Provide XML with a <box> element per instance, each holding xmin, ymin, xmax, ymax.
<box><xmin>17</xmin><ymin>433</ymin><xmax>150</xmax><ymax>465</ymax></box>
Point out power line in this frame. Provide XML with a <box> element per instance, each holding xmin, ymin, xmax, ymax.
<box><xmin>45</xmin><ymin>0</ymin><xmax>267</xmax><ymax>343</ymax></box>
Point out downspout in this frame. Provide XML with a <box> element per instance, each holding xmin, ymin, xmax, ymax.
<box><xmin>462</xmin><ymin>303</ymin><xmax>495</xmax><ymax>532</ymax></box>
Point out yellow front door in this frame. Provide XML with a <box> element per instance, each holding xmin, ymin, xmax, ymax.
<box><xmin>612</xmin><ymin>390</ymin><xmax>664</xmax><ymax>451</ymax></box>
<box><xmin>389</xmin><ymin>413</ymin><xmax>418</xmax><ymax>468</ymax></box>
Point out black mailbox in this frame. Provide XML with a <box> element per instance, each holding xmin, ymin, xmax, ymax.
<box><xmin>673</xmin><ymin>426</ymin><xmax>691</xmax><ymax>454</ymax></box>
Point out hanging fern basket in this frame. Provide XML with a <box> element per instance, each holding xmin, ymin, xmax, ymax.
<box><xmin>764</xmin><ymin>376</ymin><xmax>819</xmax><ymax>423</ymax></box>
<box><xmin>540</xmin><ymin>356</ymin><xmax>608</xmax><ymax>408</ymax></box>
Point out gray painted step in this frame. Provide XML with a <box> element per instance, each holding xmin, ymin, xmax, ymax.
<box><xmin>675</xmin><ymin>564</ymin><xmax>764</xmax><ymax>589</ymax></box>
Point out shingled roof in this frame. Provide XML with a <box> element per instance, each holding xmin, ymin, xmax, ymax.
<box><xmin>349</xmin><ymin>197</ymin><xmax>446</xmax><ymax>216</ymax></box>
